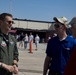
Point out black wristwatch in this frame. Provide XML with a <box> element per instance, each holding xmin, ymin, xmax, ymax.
<box><xmin>13</xmin><ymin>63</ymin><xmax>18</xmax><ymax>67</ymax></box>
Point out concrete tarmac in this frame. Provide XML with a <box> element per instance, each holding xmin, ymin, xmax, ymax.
<box><xmin>13</xmin><ymin>43</ymin><xmax>47</xmax><ymax>75</ymax></box>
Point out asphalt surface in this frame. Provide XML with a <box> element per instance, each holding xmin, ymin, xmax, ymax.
<box><xmin>13</xmin><ymin>42</ymin><xmax>47</xmax><ymax>75</ymax></box>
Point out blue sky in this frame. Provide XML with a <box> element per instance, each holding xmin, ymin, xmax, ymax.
<box><xmin>0</xmin><ymin>0</ymin><xmax>76</xmax><ymax>22</ymax></box>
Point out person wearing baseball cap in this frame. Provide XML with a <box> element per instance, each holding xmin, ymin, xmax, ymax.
<box><xmin>43</xmin><ymin>16</ymin><xmax>76</xmax><ymax>75</ymax></box>
<box><xmin>64</xmin><ymin>17</ymin><xmax>76</xmax><ymax>75</ymax></box>
<box><xmin>53</xmin><ymin>16</ymin><xmax>69</xmax><ymax>27</ymax></box>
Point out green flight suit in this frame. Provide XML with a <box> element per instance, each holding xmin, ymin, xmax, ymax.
<box><xmin>0</xmin><ymin>31</ymin><xmax>19</xmax><ymax>75</ymax></box>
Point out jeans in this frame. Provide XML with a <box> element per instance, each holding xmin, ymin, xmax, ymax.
<box><xmin>24</xmin><ymin>41</ymin><xmax>28</xmax><ymax>49</ymax></box>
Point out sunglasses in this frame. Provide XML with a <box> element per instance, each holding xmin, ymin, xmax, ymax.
<box><xmin>54</xmin><ymin>24</ymin><xmax>63</xmax><ymax>28</ymax></box>
<box><xmin>6</xmin><ymin>21</ymin><xmax>15</xmax><ymax>24</ymax></box>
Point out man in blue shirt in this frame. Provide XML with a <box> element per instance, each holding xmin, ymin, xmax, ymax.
<box><xmin>43</xmin><ymin>17</ymin><xmax>76</xmax><ymax>75</ymax></box>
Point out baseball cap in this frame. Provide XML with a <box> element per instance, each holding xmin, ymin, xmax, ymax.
<box><xmin>53</xmin><ymin>17</ymin><xmax>69</xmax><ymax>27</ymax></box>
<box><xmin>69</xmin><ymin>17</ymin><xmax>76</xmax><ymax>25</ymax></box>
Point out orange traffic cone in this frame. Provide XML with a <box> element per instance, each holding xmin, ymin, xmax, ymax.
<box><xmin>29</xmin><ymin>40</ymin><xmax>33</xmax><ymax>53</ymax></box>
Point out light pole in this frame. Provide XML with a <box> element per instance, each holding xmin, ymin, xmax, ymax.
<box><xmin>9</xmin><ymin>0</ymin><xmax>12</xmax><ymax>14</ymax></box>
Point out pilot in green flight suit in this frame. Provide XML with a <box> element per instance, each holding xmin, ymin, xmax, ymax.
<box><xmin>0</xmin><ymin>13</ymin><xmax>19</xmax><ymax>75</ymax></box>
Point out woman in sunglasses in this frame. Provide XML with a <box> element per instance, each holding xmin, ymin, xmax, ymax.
<box><xmin>43</xmin><ymin>17</ymin><xmax>76</xmax><ymax>75</ymax></box>
<box><xmin>0</xmin><ymin>13</ymin><xmax>19</xmax><ymax>75</ymax></box>
<box><xmin>64</xmin><ymin>17</ymin><xmax>76</xmax><ymax>75</ymax></box>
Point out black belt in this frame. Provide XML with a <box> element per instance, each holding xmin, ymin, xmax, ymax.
<box><xmin>48</xmin><ymin>70</ymin><xmax>63</xmax><ymax>75</ymax></box>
